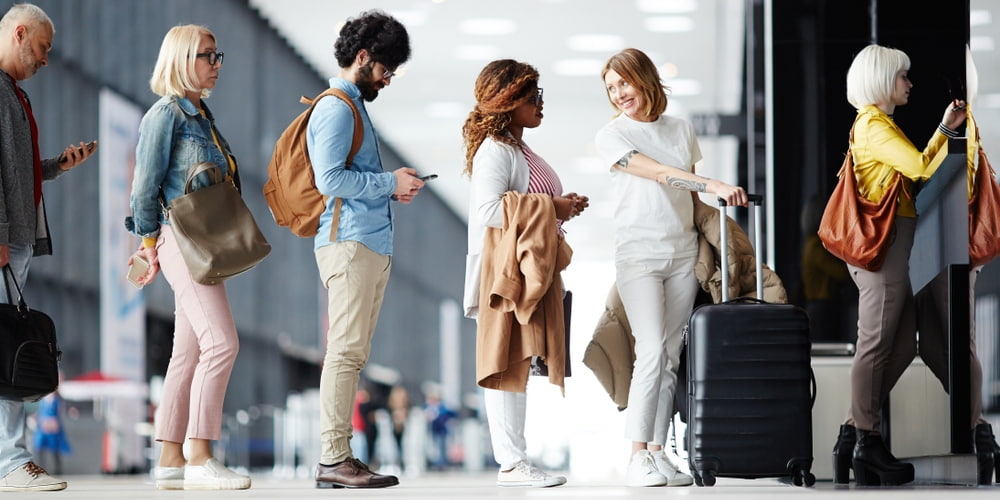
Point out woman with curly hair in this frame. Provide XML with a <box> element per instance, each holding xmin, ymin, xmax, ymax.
<box><xmin>462</xmin><ymin>59</ymin><xmax>587</xmax><ymax>488</ymax></box>
<box><xmin>595</xmin><ymin>48</ymin><xmax>746</xmax><ymax>487</ymax></box>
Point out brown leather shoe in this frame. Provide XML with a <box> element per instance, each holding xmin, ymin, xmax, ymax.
<box><xmin>315</xmin><ymin>458</ymin><xmax>399</xmax><ymax>489</ymax></box>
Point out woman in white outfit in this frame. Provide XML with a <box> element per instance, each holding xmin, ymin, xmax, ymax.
<box><xmin>595</xmin><ymin>48</ymin><xmax>747</xmax><ymax>487</ymax></box>
<box><xmin>462</xmin><ymin>59</ymin><xmax>588</xmax><ymax>488</ymax></box>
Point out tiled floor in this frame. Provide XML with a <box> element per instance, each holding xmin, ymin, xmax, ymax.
<box><xmin>43</xmin><ymin>471</ymin><xmax>999</xmax><ymax>499</ymax></box>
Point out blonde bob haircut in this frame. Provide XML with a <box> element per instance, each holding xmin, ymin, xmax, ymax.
<box><xmin>149</xmin><ymin>25</ymin><xmax>216</xmax><ymax>99</ymax></box>
<box><xmin>846</xmin><ymin>44</ymin><xmax>910</xmax><ymax>110</ymax></box>
<box><xmin>601</xmin><ymin>48</ymin><xmax>669</xmax><ymax>118</ymax></box>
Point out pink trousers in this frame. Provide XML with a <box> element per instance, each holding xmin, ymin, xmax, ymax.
<box><xmin>154</xmin><ymin>225</ymin><xmax>239</xmax><ymax>443</ymax></box>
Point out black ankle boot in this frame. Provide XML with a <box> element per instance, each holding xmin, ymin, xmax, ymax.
<box><xmin>852</xmin><ymin>429</ymin><xmax>914</xmax><ymax>486</ymax></box>
<box><xmin>974</xmin><ymin>423</ymin><xmax>999</xmax><ymax>485</ymax></box>
<box><xmin>832</xmin><ymin>424</ymin><xmax>857</xmax><ymax>484</ymax></box>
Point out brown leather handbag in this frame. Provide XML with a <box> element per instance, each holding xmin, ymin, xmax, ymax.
<box><xmin>817</xmin><ymin>132</ymin><xmax>904</xmax><ymax>272</ymax></box>
<box><xmin>969</xmin><ymin>144</ymin><xmax>1000</xmax><ymax>266</ymax></box>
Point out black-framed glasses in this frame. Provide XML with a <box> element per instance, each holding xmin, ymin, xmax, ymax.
<box><xmin>196</xmin><ymin>51</ymin><xmax>224</xmax><ymax>66</ymax></box>
<box><xmin>530</xmin><ymin>87</ymin><xmax>544</xmax><ymax>106</ymax></box>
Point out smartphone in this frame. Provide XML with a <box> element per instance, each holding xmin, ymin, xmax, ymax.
<box><xmin>126</xmin><ymin>254</ymin><xmax>149</xmax><ymax>289</ymax></box>
<box><xmin>58</xmin><ymin>141</ymin><xmax>97</xmax><ymax>163</ymax></box>
<box><xmin>420</xmin><ymin>174</ymin><xmax>438</xmax><ymax>181</ymax></box>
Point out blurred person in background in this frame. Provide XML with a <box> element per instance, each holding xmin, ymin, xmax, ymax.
<box><xmin>0</xmin><ymin>3</ymin><xmax>95</xmax><ymax>492</ymax></box>
<box><xmin>125</xmin><ymin>24</ymin><xmax>250</xmax><ymax>491</ymax></box>
<box><xmin>31</xmin><ymin>389</ymin><xmax>70</xmax><ymax>475</ymax></box>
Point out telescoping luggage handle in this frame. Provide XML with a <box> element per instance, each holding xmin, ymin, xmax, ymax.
<box><xmin>717</xmin><ymin>194</ymin><xmax>764</xmax><ymax>302</ymax></box>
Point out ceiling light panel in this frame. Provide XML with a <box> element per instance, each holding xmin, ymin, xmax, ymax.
<box><xmin>644</xmin><ymin>16</ymin><xmax>695</xmax><ymax>32</ymax></box>
<box><xmin>459</xmin><ymin>18</ymin><xmax>516</xmax><ymax>35</ymax></box>
<box><xmin>637</xmin><ymin>0</ymin><xmax>697</xmax><ymax>14</ymax></box>
<box><xmin>568</xmin><ymin>34</ymin><xmax>626</xmax><ymax>52</ymax></box>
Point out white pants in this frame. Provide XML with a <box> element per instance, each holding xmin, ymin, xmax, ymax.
<box><xmin>617</xmin><ymin>255</ymin><xmax>698</xmax><ymax>445</ymax></box>
<box><xmin>483</xmin><ymin>388</ymin><xmax>527</xmax><ymax>470</ymax></box>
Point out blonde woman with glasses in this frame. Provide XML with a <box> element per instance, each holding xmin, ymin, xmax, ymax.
<box><xmin>126</xmin><ymin>25</ymin><xmax>249</xmax><ymax>490</ymax></box>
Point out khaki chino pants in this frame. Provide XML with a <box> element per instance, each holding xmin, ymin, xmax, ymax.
<box><xmin>316</xmin><ymin>241</ymin><xmax>391</xmax><ymax>465</ymax></box>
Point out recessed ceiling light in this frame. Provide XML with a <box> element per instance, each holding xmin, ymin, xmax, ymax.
<box><xmin>970</xmin><ymin>9</ymin><xmax>991</xmax><ymax>26</ymax></box>
<box><xmin>971</xmin><ymin>36</ymin><xmax>995</xmax><ymax>51</ymax></box>
<box><xmin>455</xmin><ymin>45</ymin><xmax>501</xmax><ymax>60</ymax></box>
<box><xmin>459</xmin><ymin>18</ymin><xmax>516</xmax><ymax>36</ymax></box>
<box><xmin>644</xmin><ymin>16</ymin><xmax>695</xmax><ymax>33</ymax></box>
<box><xmin>553</xmin><ymin>58</ymin><xmax>605</xmax><ymax>77</ymax></box>
<box><xmin>567</xmin><ymin>34</ymin><xmax>626</xmax><ymax>52</ymax></box>
<box><xmin>636</xmin><ymin>0</ymin><xmax>696</xmax><ymax>14</ymax></box>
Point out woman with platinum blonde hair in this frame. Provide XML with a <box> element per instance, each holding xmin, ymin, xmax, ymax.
<box><xmin>829</xmin><ymin>43</ymin><xmax>966</xmax><ymax>487</ymax></box>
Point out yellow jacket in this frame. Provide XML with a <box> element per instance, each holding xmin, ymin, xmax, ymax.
<box><xmin>851</xmin><ymin>104</ymin><xmax>949</xmax><ymax>217</ymax></box>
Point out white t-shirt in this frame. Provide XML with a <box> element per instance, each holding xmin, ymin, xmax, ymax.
<box><xmin>595</xmin><ymin>113</ymin><xmax>702</xmax><ymax>262</ymax></box>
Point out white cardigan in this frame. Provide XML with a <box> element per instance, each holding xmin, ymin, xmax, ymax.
<box><xmin>463</xmin><ymin>136</ymin><xmax>531</xmax><ymax>319</ymax></box>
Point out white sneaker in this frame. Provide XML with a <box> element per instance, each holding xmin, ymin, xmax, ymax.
<box><xmin>183</xmin><ymin>458</ymin><xmax>251</xmax><ymax>490</ymax></box>
<box><xmin>0</xmin><ymin>462</ymin><xmax>67</xmax><ymax>492</ymax></box>
<box><xmin>153</xmin><ymin>465</ymin><xmax>184</xmax><ymax>490</ymax></box>
<box><xmin>651</xmin><ymin>449</ymin><xmax>694</xmax><ymax>486</ymax></box>
<box><xmin>626</xmin><ymin>450</ymin><xmax>667</xmax><ymax>487</ymax></box>
<box><xmin>496</xmin><ymin>460</ymin><xmax>567</xmax><ymax>487</ymax></box>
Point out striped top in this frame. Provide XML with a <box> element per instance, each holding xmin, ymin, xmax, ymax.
<box><xmin>521</xmin><ymin>141</ymin><xmax>564</xmax><ymax>235</ymax></box>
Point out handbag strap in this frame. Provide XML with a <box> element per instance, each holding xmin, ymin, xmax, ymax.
<box><xmin>1</xmin><ymin>264</ymin><xmax>27</xmax><ymax>309</ymax></box>
<box><xmin>183</xmin><ymin>162</ymin><xmax>225</xmax><ymax>194</ymax></box>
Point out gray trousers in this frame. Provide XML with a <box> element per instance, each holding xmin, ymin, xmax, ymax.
<box><xmin>846</xmin><ymin>217</ymin><xmax>918</xmax><ymax>433</ymax></box>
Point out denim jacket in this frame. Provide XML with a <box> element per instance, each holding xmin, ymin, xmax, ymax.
<box><xmin>125</xmin><ymin>95</ymin><xmax>236</xmax><ymax>239</ymax></box>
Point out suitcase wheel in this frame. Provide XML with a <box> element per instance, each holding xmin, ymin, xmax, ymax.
<box><xmin>700</xmin><ymin>469</ymin><xmax>716</xmax><ymax>487</ymax></box>
<box><xmin>792</xmin><ymin>468</ymin><xmax>816</xmax><ymax>487</ymax></box>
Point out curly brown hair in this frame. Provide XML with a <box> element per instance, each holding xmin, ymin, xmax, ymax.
<box><xmin>461</xmin><ymin>59</ymin><xmax>539</xmax><ymax>176</ymax></box>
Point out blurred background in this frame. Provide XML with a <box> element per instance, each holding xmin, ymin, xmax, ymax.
<box><xmin>12</xmin><ymin>0</ymin><xmax>1000</xmax><ymax>482</ymax></box>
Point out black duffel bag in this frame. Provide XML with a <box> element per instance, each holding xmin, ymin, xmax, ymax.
<box><xmin>0</xmin><ymin>265</ymin><xmax>61</xmax><ymax>401</ymax></box>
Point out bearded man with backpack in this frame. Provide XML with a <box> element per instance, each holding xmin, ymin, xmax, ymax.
<box><xmin>305</xmin><ymin>10</ymin><xmax>422</xmax><ymax>489</ymax></box>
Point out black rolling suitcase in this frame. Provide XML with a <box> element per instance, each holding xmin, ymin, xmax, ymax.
<box><xmin>686</xmin><ymin>195</ymin><xmax>815</xmax><ymax>487</ymax></box>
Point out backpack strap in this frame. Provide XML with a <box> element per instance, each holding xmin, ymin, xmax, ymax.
<box><xmin>301</xmin><ymin>88</ymin><xmax>364</xmax><ymax>241</ymax></box>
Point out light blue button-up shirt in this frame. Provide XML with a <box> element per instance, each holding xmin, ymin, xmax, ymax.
<box><xmin>306</xmin><ymin>78</ymin><xmax>397</xmax><ymax>254</ymax></box>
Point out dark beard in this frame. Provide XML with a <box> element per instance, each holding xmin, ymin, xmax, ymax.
<box><xmin>357</xmin><ymin>64</ymin><xmax>381</xmax><ymax>102</ymax></box>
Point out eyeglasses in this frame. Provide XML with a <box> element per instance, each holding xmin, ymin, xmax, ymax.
<box><xmin>195</xmin><ymin>51</ymin><xmax>224</xmax><ymax>66</ymax></box>
<box><xmin>370</xmin><ymin>60</ymin><xmax>396</xmax><ymax>80</ymax></box>
<box><xmin>529</xmin><ymin>88</ymin><xmax>544</xmax><ymax>106</ymax></box>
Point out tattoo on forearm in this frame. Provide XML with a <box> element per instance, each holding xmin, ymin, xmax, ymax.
<box><xmin>616</xmin><ymin>150</ymin><xmax>638</xmax><ymax>168</ymax></box>
<box><xmin>666</xmin><ymin>177</ymin><xmax>707</xmax><ymax>192</ymax></box>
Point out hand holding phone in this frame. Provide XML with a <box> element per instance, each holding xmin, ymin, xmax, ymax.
<box><xmin>58</xmin><ymin>140</ymin><xmax>97</xmax><ymax>163</ymax></box>
<box><xmin>127</xmin><ymin>254</ymin><xmax>150</xmax><ymax>289</ymax></box>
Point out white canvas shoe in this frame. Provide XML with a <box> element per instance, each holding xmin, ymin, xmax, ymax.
<box><xmin>626</xmin><ymin>450</ymin><xmax>668</xmax><ymax>487</ymax></box>
<box><xmin>651</xmin><ymin>449</ymin><xmax>694</xmax><ymax>486</ymax></box>
<box><xmin>496</xmin><ymin>460</ymin><xmax>566</xmax><ymax>487</ymax></box>
<box><xmin>153</xmin><ymin>465</ymin><xmax>184</xmax><ymax>490</ymax></box>
<box><xmin>0</xmin><ymin>462</ymin><xmax>66</xmax><ymax>492</ymax></box>
<box><xmin>183</xmin><ymin>458</ymin><xmax>251</xmax><ymax>490</ymax></box>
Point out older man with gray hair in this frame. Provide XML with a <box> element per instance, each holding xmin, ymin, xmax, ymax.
<box><xmin>0</xmin><ymin>3</ymin><xmax>95</xmax><ymax>492</ymax></box>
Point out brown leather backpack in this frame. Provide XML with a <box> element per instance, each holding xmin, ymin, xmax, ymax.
<box><xmin>263</xmin><ymin>88</ymin><xmax>363</xmax><ymax>240</ymax></box>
